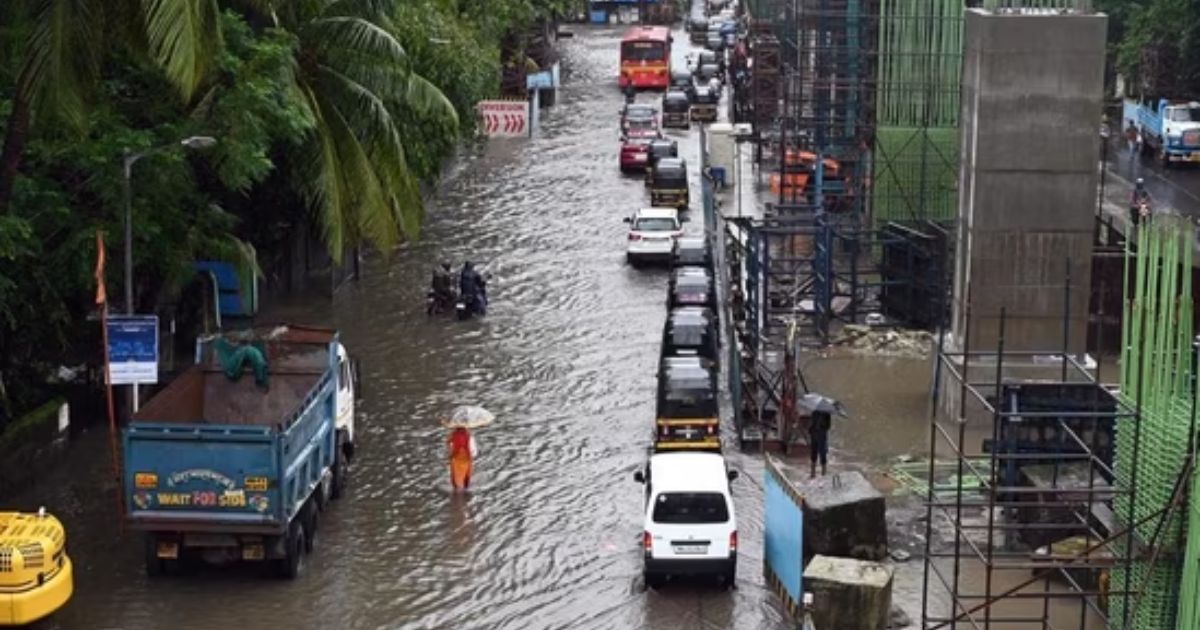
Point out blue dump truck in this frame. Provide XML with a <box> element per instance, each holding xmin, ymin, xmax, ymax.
<box><xmin>1123</xmin><ymin>97</ymin><xmax>1200</xmax><ymax>166</ymax></box>
<box><xmin>124</xmin><ymin>325</ymin><xmax>357</xmax><ymax>578</ymax></box>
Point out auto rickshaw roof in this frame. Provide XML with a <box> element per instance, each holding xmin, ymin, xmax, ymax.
<box><xmin>657</xmin><ymin>157</ymin><xmax>687</xmax><ymax>170</ymax></box>
<box><xmin>671</xmin><ymin>70</ymin><xmax>693</xmax><ymax>83</ymax></box>
<box><xmin>694</xmin><ymin>87</ymin><xmax>717</xmax><ymax>102</ymax></box>
<box><xmin>675</xmin><ymin>236</ymin><xmax>707</xmax><ymax>251</ymax></box>
<box><xmin>664</xmin><ymin>91</ymin><xmax>690</xmax><ymax>105</ymax></box>
<box><xmin>669</xmin><ymin>306</ymin><xmax>714</xmax><ymax>324</ymax></box>
<box><xmin>698</xmin><ymin>50</ymin><xmax>717</xmax><ymax>63</ymax></box>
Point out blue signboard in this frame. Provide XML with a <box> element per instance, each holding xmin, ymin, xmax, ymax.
<box><xmin>764</xmin><ymin>455</ymin><xmax>804</xmax><ymax>614</ymax></box>
<box><xmin>107</xmin><ymin>315</ymin><xmax>159</xmax><ymax>384</ymax></box>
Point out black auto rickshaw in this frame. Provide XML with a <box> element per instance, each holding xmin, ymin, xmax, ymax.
<box><xmin>645</xmin><ymin>138</ymin><xmax>679</xmax><ymax>181</ymax></box>
<box><xmin>691</xmin><ymin>86</ymin><xmax>718</xmax><ymax>123</ymax></box>
<box><xmin>655</xmin><ymin>356</ymin><xmax>720</xmax><ymax>452</ymax></box>
<box><xmin>649</xmin><ymin>157</ymin><xmax>689</xmax><ymax>209</ymax></box>
<box><xmin>669</xmin><ymin>70</ymin><xmax>696</xmax><ymax>101</ymax></box>
<box><xmin>671</xmin><ymin>236</ymin><xmax>713</xmax><ymax>271</ymax></box>
<box><xmin>697</xmin><ymin>49</ymin><xmax>725</xmax><ymax>75</ymax></box>
<box><xmin>689</xmin><ymin>16</ymin><xmax>709</xmax><ymax>43</ymax></box>
<box><xmin>662</xmin><ymin>91</ymin><xmax>691</xmax><ymax>129</ymax></box>
<box><xmin>662</xmin><ymin>307</ymin><xmax>719</xmax><ymax>361</ymax></box>
<box><xmin>668</xmin><ymin>266</ymin><xmax>716</xmax><ymax>310</ymax></box>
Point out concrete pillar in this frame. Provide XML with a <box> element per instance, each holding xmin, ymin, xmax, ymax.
<box><xmin>952</xmin><ymin>8</ymin><xmax>1107</xmax><ymax>354</ymax></box>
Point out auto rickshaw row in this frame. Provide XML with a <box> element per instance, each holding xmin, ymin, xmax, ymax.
<box><xmin>655</xmin><ymin>239</ymin><xmax>722</xmax><ymax>454</ymax></box>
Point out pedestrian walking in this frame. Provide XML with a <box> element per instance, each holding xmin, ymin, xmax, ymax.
<box><xmin>447</xmin><ymin>426</ymin><xmax>478</xmax><ymax>490</ymax></box>
<box><xmin>809</xmin><ymin>410</ymin><xmax>831</xmax><ymax>478</ymax></box>
<box><xmin>1125</xmin><ymin>121</ymin><xmax>1138</xmax><ymax>155</ymax></box>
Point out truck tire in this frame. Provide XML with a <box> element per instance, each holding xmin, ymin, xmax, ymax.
<box><xmin>303</xmin><ymin>502</ymin><xmax>319</xmax><ymax>553</ymax></box>
<box><xmin>331</xmin><ymin>448</ymin><xmax>347</xmax><ymax>500</ymax></box>
<box><xmin>276</xmin><ymin>523</ymin><xmax>306</xmax><ymax>579</ymax></box>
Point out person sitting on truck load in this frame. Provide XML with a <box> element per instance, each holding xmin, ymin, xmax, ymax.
<box><xmin>447</xmin><ymin>427</ymin><xmax>479</xmax><ymax>490</ymax></box>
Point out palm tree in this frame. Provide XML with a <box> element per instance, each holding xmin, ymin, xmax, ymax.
<box><xmin>0</xmin><ymin>0</ymin><xmax>222</xmax><ymax>212</ymax></box>
<box><xmin>258</xmin><ymin>0</ymin><xmax>458</xmax><ymax>258</ymax></box>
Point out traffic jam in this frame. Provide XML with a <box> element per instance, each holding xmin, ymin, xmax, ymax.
<box><xmin>617</xmin><ymin>0</ymin><xmax>741</xmax><ymax>590</ymax></box>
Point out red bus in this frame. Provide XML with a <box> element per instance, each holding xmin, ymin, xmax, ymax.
<box><xmin>619</xmin><ymin>26</ymin><xmax>672</xmax><ymax>90</ymax></box>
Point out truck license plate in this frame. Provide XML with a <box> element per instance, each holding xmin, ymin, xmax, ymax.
<box><xmin>156</xmin><ymin>541</ymin><xmax>179</xmax><ymax>559</ymax></box>
<box><xmin>242</xmin><ymin>545</ymin><xmax>265</xmax><ymax>561</ymax></box>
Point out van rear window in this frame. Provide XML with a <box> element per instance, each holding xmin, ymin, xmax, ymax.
<box><xmin>652</xmin><ymin>492</ymin><xmax>729</xmax><ymax>523</ymax></box>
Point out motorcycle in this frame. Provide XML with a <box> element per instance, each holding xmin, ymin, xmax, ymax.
<box><xmin>427</xmin><ymin>289</ymin><xmax>455</xmax><ymax>316</ymax></box>
<box><xmin>455</xmin><ymin>292</ymin><xmax>487</xmax><ymax>320</ymax></box>
<box><xmin>455</xmin><ymin>274</ymin><xmax>491</xmax><ymax>321</ymax></box>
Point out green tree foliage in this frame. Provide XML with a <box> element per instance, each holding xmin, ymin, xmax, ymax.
<box><xmin>1098</xmin><ymin>0</ymin><xmax>1200</xmax><ymax>97</ymax></box>
<box><xmin>0</xmin><ymin>0</ymin><xmax>565</xmax><ymax>418</ymax></box>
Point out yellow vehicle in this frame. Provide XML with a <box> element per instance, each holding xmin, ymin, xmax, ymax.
<box><xmin>0</xmin><ymin>510</ymin><xmax>73</xmax><ymax>626</ymax></box>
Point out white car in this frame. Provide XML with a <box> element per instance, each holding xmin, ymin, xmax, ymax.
<box><xmin>634</xmin><ymin>451</ymin><xmax>738</xmax><ymax>589</ymax></box>
<box><xmin>625</xmin><ymin>207</ymin><xmax>684</xmax><ymax>265</ymax></box>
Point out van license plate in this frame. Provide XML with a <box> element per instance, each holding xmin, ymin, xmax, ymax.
<box><xmin>673</xmin><ymin>544</ymin><xmax>708</xmax><ymax>554</ymax></box>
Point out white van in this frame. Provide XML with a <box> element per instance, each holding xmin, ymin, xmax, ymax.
<box><xmin>633</xmin><ymin>452</ymin><xmax>738</xmax><ymax>588</ymax></box>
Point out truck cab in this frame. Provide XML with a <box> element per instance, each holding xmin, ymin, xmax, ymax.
<box><xmin>1123</xmin><ymin>97</ymin><xmax>1200</xmax><ymax>166</ymax></box>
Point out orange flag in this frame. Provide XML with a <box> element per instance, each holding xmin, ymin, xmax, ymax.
<box><xmin>94</xmin><ymin>231</ymin><xmax>107</xmax><ymax>306</ymax></box>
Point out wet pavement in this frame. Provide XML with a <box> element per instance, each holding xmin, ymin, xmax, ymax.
<box><xmin>11</xmin><ymin>24</ymin><xmax>799</xmax><ymax>630</ymax></box>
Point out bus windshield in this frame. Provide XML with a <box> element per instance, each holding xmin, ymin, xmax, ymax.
<box><xmin>622</xmin><ymin>41</ymin><xmax>666</xmax><ymax>62</ymax></box>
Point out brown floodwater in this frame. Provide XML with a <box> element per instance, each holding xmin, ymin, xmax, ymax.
<box><xmin>7</xmin><ymin>20</ymin><xmax>1109</xmax><ymax>630</ymax></box>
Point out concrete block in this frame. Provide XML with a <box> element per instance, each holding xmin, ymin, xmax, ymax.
<box><xmin>804</xmin><ymin>555</ymin><xmax>894</xmax><ymax>630</ymax></box>
<box><xmin>801</xmin><ymin>470</ymin><xmax>888</xmax><ymax>561</ymax></box>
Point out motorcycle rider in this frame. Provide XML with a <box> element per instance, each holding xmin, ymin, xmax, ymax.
<box><xmin>459</xmin><ymin>261</ymin><xmax>488</xmax><ymax>316</ymax></box>
<box><xmin>430</xmin><ymin>262</ymin><xmax>455</xmax><ymax>311</ymax></box>
<box><xmin>1130</xmin><ymin>177</ymin><xmax>1151</xmax><ymax>227</ymax></box>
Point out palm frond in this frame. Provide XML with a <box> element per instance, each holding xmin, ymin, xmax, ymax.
<box><xmin>141</xmin><ymin>0</ymin><xmax>223</xmax><ymax>100</ymax></box>
<box><xmin>406</xmin><ymin>73</ymin><xmax>458</xmax><ymax>127</ymax></box>
<box><xmin>302</xmin><ymin>16</ymin><xmax>408</xmax><ymax>66</ymax></box>
<box><xmin>22</xmin><ymin>0</ymin><xmax>102</xmax><ymax>130</ymax></box>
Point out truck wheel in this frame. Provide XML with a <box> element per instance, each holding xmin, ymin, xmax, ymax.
<box><xmin>276</xmin><ymin>524</ymin><xmax>306</xmax><ymax>579</ymax></box>
<box><xmin>303</xmin><ymin>504</ymin><xmax>319</xmax><ymax>553</ymax></box>
<box><xmin>331</xmin><ymin>447</ymin><xmax>348</xmax><ymax>500</ymax></box>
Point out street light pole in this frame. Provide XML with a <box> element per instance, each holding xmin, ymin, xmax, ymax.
<box><xmin>119</xmin><ymin>136</ymin><xmax>216</xmax><ymax>414</ymax></box>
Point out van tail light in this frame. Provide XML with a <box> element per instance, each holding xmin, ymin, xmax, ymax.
<box><xmin>729</xmin><ymin>531</ymin><xmax>738</xmax><ymax>552</ymax></box>
<box><xmin>629</xmin><ymin>233</ymin><xmax>643</xmax><ymax>241</ymax></box>
<box><xmin>644</xmin><ymin>531</ymin><xmax>653</xmax><ymax>553</ymax></box>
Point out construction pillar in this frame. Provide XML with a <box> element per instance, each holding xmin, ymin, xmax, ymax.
<box><xmin>951</xmin><ymin>7</ymin><xmax>1107</xmax><ymax>353</ymax></box>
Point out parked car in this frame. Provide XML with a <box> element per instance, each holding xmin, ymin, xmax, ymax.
<box><xmin>633</xmin><ymin>451</ymin><xmax>739</xmax><ymax>588</ymax></box>
<box><xmin>621</xmin><ymin>104</ymin><xmax>660</xmax><ymax>134</ymax></box>
<box><xmin>668</xmin><ymin>266</ymin><xmax>716</xmax><ymax>309</ymax></box>
<box><xmin>671</xmin><ymin>237</ymin><xmax>713</xmax><ymax>271</ymax></box>
<box><xmin>625</xmin><ymin>207</ymin><xmax>684</xmax><ymax>265</ymax></box>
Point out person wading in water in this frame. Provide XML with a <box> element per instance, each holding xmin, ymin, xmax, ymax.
<box><xmin>447</xmin><ymin>426</ymin><xmax>479</xmax><ymax>490</ymax></box>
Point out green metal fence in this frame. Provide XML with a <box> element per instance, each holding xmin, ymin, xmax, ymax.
<box><xmin>1110</xmin><ymin>216</ymin><xmax>1195</xmax><ymax>630</ymax></box>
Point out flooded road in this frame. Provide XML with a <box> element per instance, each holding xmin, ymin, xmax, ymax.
<box><xmin>15</xmin><ymin>25</ymin><xmax>796</xmax><ymax>630</ymax></box>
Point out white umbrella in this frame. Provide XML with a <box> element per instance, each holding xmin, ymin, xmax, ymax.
<box><xmin>799</xmin><ymin>393</ymin><xmax>848</xmax><ymax>417</ymax></box>
<box><xmin>441</xmin><ymin>405</ymin><xmax>495</xmax><ymax>429</ymax></box>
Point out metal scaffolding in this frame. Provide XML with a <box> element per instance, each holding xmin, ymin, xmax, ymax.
<box><xmin>922</xmin><ymin>217</ymin><xmax>1199</xmax><ymax>629</ymax></box>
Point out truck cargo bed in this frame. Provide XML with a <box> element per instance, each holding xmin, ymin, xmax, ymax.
<box><xmin>134</xmin><ymin>368</ymin><xmax>322</xmax><ymax>427</ymax></box>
